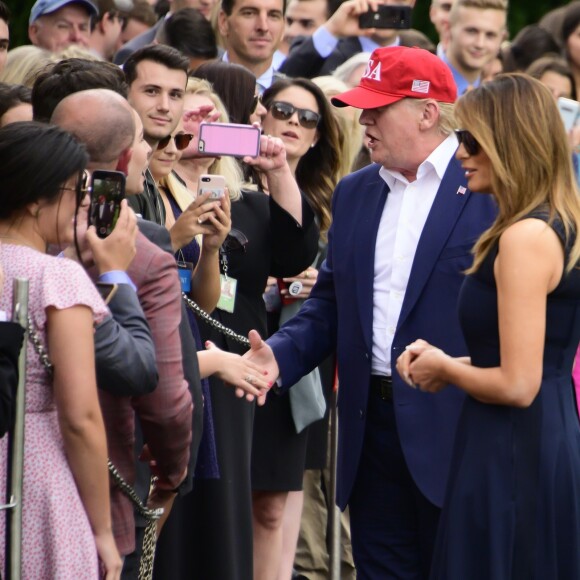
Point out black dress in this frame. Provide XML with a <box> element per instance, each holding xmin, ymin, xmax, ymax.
<box><xmin>164</xmin><ymin>190</ymin><xmax>318</xmax><ymax>580</ymax></box>
<box><xmin>430</xmin><ymin>213</ymin><xmax>580</xmax><ymax>579</ymax></box>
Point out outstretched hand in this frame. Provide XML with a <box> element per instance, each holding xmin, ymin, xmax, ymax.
<box><xmin>205</xmin><ymin>339</ymin><xmax>272</xmax><ymax>402</ymax></box>
<box><xmin>242</xmin><ymin>330</ymin><xmax>280</xmax><ymax>405</ymax></box>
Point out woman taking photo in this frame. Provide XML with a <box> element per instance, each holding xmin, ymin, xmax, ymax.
<box><xmin>160</xmin><ymin>63</ymin><xmax>319</xmax><ymax>580</ymax></box>
<box><xmin>397</xmin><ymin>74</ymin><xmax>580</xmax><ymax>579</ymax></box>
<box><xmin>250</xmin><ymin>77</ymin><xmax>342</xmax><ymax>580</ymax></box>
<box><xmin>0</xmin><ymin>122</ymin><xmax>121</xmax><ymax>579</ymax></box>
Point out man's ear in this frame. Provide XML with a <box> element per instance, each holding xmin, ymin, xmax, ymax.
<box><xmin>28</xmin><ymin>23</ymin><xmax>39</xmax><ymax>45</ymax></box>
<box><xmin>218</xmin><ymin>10</ymin><xmax>229</xmax><ymax>38</ymax></box>
<box><xmin>116</xmin><ymin>147</ymin><xmax>133</xmax><ymax>176</ymax></box>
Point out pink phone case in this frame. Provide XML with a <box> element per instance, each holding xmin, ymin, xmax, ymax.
<box><xmin>198</xmin><ymin>122</ymin><xmax>261</xmax><ymax>158</ymax></box>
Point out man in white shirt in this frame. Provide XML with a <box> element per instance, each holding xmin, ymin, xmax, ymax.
<box><xmin>218</xmin><ymin>0</ymin><xmax>285</xmax><ymax>92</ymax></box>
<box><xmin>245</xmin><ymin>46</ymin><xmax>497</xmax><ymax>578</ymax></box>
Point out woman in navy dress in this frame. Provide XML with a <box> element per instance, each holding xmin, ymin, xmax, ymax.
<box><xmin>397</xmin><ymin>74</ymin><xmax>580</xmax><ymax>579</ymax></box>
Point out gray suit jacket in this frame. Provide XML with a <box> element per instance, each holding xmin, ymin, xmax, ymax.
<box><xmin>95</xmin><ymin>283</ymin><xmax>158</xmax><ymax>397</ymax></box>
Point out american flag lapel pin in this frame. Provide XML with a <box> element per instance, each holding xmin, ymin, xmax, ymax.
<box><xmin>456</xmin><ymin>186</ymin><xmax>467</xmax><ymax>196</ymax></box>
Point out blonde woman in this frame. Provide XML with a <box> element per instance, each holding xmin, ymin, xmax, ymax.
<box><xmin>397</xmin><ymin>74</ymin><xmax>580</xmax><ymax>578</ymax></box>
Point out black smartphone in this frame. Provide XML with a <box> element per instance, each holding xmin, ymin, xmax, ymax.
<box><xmin>358</xmin><ymin>5</ymin><xmax>412</xmax><ymax>29</ymax></box>
<box><xmin>89</xmin><ymin>170</ymin><xmax>126</xmax><ymax>238</ymax></box>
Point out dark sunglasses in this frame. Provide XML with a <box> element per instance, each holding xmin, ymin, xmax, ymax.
<box><xmin>455</xmin><ymin>129</ymin><xmax>480</xmax><ymax>156</ymax></box>
<box><xmin>269</xmin><ymin>101</ymin><xmax>320</xmax><ymax>129</ymax></box>
<box><xmin>156</xmin><ymin>133</ymin><xmax>194</xmax><ymax>151</ymax></box>
<box><xmin>221</xmin><ymin>228</ymin><xmax>249</xmax><ymax>254</ymax></box>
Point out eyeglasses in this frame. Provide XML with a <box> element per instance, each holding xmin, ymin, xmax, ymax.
<box><xmin>61</xmin><ymin>170</ymin><xmax>91</xmax><ymax>202</ymax></box>
<box><xmin>269</xmin><ymin>101</ymin><xmax>320</xmax><ymax>129</ymax></box>
<box><xmin>455</xmin><ymin>129</ymin><xmax>480</xmax><ymax>156</ymax></box>
<box><xmin>221</xmin><ymin>228</ymin><xmax>248</xmax><ymax>254</ymax></box>
<box><xmin>156</xmin><ymin>133</ymin><xmax>194</xmax><ymax>151</ymax></box>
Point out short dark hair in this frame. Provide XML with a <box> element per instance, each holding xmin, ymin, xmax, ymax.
<box><xmin>0</xmin><ymin>1</ymin><xmax>10</xmax><ymax>24</ymax></box>
<box><xmin>221</xmin><ymin>0</ymin><xmax>286</xmax><ymax>16</ymax></box>
<box><xmin>0</xmin><ymin>121</ymin><xmax>88</xmax><ymax>220</ymax></box>
<box><xmin>193</xmin><ymin>61</ymin><xmax>256</xmax><ymax>124</ymax></box>
<box><xmin>32</xmin><ymin>58</ymin><xmax>128</xmax><ymax>123</ymax></box>
<box><xmin>123</xmin><ymin>0</ymin><xmax>157</xmax><ymax>27</ymax></box>
<box><xmin>0</xmin><ymin>83</ymin><xmax>32</xmax><ymax>119</ymax></box>
<box><xmin>156</xmin><ymin>8</ymin><xmax>218</xmax><ymax>60</ymax></box>
<box><xmin>124</xmin><ymin>44</ymin><xmax>189</xmax><ymax>86</ymax></box>
<box><xmin>501</xmin><ymin>25</ymin><xmax>560</xmax><ymax>73</ymax></box>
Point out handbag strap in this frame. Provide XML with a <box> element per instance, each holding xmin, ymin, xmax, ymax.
<box><xmin>181</xmin><ymin>292</ymin><xmax>250</xmax><ymax>347</ymax></box>
<box><xmin>26</xmin><ymin>316</ymin><xmax>163</xmax><ymax>522</ymax></box>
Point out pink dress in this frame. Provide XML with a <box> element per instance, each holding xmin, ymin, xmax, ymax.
<box><xmin>0</xmin><ymin>245</ymin><xmax>109</xmax><ymax>579</ymax></box>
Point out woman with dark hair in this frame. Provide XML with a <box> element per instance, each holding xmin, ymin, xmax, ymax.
<box><xmin>526</xmin><ymin>54</ymin><xmax>577</xmax><ymax>100</ymax></box>
<box><xmin>562</xmin><ymin>3</ymin><xmax>580</xmax><ymax>99</ymax></box>
<box><xmin>397</xmin><ymin>74</ymin><xmax>580</xmax><ymax>579</ymax></box>
<box><xmin>194</xmin><ymin>60</ymin><xmax>261</xmax><ymax>125</ymax></box>
<box><xmin>150</xmin><ymin>65</ymin><xmax>319</xmax><ymax>580</ymax></box>
<box><xmin>0</xmin><ymin>122</ymin><xmax>121</xmax><ymax>578</ymax></box>
<box><xmin>0</xmin><ymin>82</ymin><xmax>32</xmax><ymax>126</ymax></box>
<box><xmin>251</xmin><ymin>77</ymin><xmax>342</xmax><ymax>579</ymax></box>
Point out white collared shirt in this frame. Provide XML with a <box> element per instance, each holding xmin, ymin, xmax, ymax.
<box><xmin>372</xmin><ymin>133</ymin><xmax>459</xmax><ymax>375</ymax></box>
<box><xmin>222</xmin><ymin>51</ymin><xmax>275</xmax><ymax>93</ymax></box>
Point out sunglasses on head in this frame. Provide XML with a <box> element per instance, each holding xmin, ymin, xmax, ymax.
<box><xmin>156</xmin><ymin>133</ymin><xmax>194</xmax><ymax>151</ymax></box>
<box><xmin>269</xmin><ymin>101</ymin><xmax>320</xmax><ymax>129</ymax></box>
<box><xmin>455</xmin><ymin>129</ymin><xmax>480</xmax><ymax>156</ymax></box>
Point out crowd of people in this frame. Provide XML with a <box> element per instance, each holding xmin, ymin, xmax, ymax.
<box><xmin>0</xmin><ymin>0</ymin><xmax>579</xmax><ymax>579</ymax></box>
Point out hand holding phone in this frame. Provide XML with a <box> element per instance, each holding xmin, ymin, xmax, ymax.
<box><xmin>198</xmin><ymin>122</ymin><xmax>261</xmax><ymax>158</ymax></box>
<box><xmin>86</xmin><ymin>199</ymin><xmax>138</xmax><ymax>274</ymax></box>
<box><xmin>358</xmin><ymin>5</ymin><xmax>412</xmax><ymax>29</ymax></box>
<box><xmin>89</xmin><ymin>170</ymin><xmax>126</xmax><ymax>238</ymax></box>
<box><xmin>558</xmin><ymin>97</ymin><xmax>580</xmax><ymax>132</ymax></box>
<box><xmin>198</xmin><ymin>174</ymin><xmax>226</xmax><ymax>203</ymax></box>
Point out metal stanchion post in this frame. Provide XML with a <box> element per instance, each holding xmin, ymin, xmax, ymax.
<box><xmin>327</xmin><ymin>373</ymin><xmax>341</xmax><ymax>580</ymax></box>
<box><xmin>3</xmin><ymin>279</ymin><xmax>29</xmax><ymax>580</ymax></box>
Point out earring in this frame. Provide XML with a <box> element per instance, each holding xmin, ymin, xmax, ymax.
<box><xmin>310</xmin><ymin>143</ymin><xmax>315</xmax><ymax>148</ymax></box>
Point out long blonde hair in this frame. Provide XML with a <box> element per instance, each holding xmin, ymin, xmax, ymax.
<box><xmin>455</xmin><ymin>73</ymin><xmax>580</xmax><ymax>273</ymax></box>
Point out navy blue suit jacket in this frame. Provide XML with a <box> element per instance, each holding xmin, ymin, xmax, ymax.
<box><xmin>268</xmin><ymin>157</ymin><xmax>496</xmax><ymax>509</ymax></box>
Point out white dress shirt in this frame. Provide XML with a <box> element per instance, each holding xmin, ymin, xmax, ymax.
<box><xmin>371</xmin><ymin>133</ymin><xmax>459</xmax><ymax>376</ymax></box>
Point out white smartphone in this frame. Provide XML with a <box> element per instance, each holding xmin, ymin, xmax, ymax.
<box><xmin>198</xmin><ymin>174</ymin><xmax>226</xmax><ymax>203</ymax></box>
<box><xmin>557</xmin><ymin>97</ymin><xmax>580</xmax><ymax>132</ymax></box>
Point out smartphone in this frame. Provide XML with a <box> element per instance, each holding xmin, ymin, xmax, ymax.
<box><xmin>89</xmin><ymin>170</ymin><xmax>125</xmax><ymax>238</ymax></box>
<box><xmin>557</xmin><ymin>96</ymin><xmax>580</xmax><ymax>132</ymax></box>
<box><xmin>95</xmin><ymin>282</ymin><xmax>118</xmax><ymax>305</ymax></box>
<box><xmin>358</xmin><ymin>5</ymin><xmax>412</xmax><ymax>29</ymax></box>
<box><xmin>198</xmin><ymin>174</ymin><xmax>226</xmax><ymax>203</ymax></box>
<box><xmin>198</xmin><ymin>122</ymin><xmax>261</xmax><ymax>158</ymax></box>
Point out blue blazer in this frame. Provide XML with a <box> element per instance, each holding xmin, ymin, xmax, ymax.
<box><xmin>268</xmin><ymin>158</ymin><xmax>497</xmax><ymax>509</ymax></box>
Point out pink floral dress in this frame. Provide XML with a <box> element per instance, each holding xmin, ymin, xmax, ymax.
<box><xmin>0</xmin><ymin>244</ymin><xmax>109</xmax><ymax>579</ymax></box>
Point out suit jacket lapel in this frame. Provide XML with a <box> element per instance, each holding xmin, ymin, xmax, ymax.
<box><xmin>397</xmin><ymin>159</ymin><xmax>470</xmax><ymax>329</ymax></box>
<box><xmin>354</xmin><ymin>172</ymin><xmax>389</xmax><ymax>353</ymax></box>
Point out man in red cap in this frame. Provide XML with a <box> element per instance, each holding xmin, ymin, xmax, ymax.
<box><xmin>246</xmin><ymin>46</ymin><xmax>496</xmax><ymax>578</ymax></box>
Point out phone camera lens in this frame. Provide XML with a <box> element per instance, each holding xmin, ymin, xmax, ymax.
<box><xmin>202</xmin><ymin>177</ymin><xmax>210</xmax><ymax>182</ymax></box>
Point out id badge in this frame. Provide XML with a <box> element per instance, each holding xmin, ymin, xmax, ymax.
<box><xmin>177</xmin><ymin>261</ymin><xmax>194</xmax><ymax>293</ymax></box>
<box><xmin>217</xmin><ymin>274</ymin><xmax>237</xmax><ymax>313</ymax></box>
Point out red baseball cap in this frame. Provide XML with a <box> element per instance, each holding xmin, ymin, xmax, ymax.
<box><xmin>331</xmin><ymin>46</ymin><xmax>457</xmax><ymax>109</ymax></box>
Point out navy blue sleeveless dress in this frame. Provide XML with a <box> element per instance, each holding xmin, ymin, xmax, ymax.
<box><xmin>430</xmin><ymin>213</ymin><xmax>580</xmax><ymax>579</ymax></box>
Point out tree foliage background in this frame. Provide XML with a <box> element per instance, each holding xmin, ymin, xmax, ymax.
<box><xmin>3</xmin><ymin>0</ymin><xmax>573</xmax><ymax>49</ymax></box>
